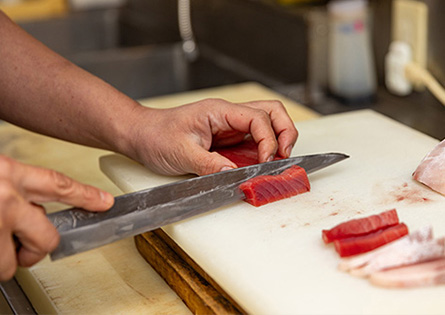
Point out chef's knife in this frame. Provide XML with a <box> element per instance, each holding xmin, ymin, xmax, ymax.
<box><xmin>47</xmin><ymin>152</ymin><xmax>349</xmax><ymax>260</ymax></box>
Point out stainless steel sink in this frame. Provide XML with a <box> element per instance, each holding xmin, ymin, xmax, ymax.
<box><xmin>18</xmin><ymin>8</ymin><xmax>265</xmax><ymax>100</ymax></box>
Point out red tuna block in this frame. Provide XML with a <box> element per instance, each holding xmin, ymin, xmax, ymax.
<box><xmin>213</xmin><ymin>137</ymin><xmax>283</xmax><ymax>167</ymax></box>
<box><xmin>322</xmin><ymin>209</ymin><xmax>400</xmax><ymax>244</ymax></box>
<box><xmin>334</xmin><ymin>223</ymin><xmax>409</xmax><ymax>257</ymax></box>
<box><xmin>239</xmin><ymin>165</ymin><xmax>310</xmax><ymax>207</ymax></box>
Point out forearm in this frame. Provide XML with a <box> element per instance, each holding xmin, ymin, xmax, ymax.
<box><xmin>0</xmin><ymin>11</ymin><xmax>143</xmax><ymax>155</ymax></box>
<box><xmin>0</xmin><ymin>12</ymin><xmax>298</xmax><ymax>177</ymax></box>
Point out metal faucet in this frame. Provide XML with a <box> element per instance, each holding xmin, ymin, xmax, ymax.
<box><xmin>178</xmin><ymin>0</ymin><xmax>199</xmax><ymax>62</ymax></box>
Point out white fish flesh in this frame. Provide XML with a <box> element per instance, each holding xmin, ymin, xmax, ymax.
<box><xmin>370</xmin><ymin>257</ymin><xmax>445</xmax><ymax>288</ymax></box>
<box><xmin>339</xmin><ymin>227</ymin><xmax>445</xmax><ymax>277</ymax></box>
<box><xmin>413</xmin><ymin>139</ymin><xmax>445</xmax><ymax>196</ymax></box>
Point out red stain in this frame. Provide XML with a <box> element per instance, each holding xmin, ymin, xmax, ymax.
<box><xmin>390</xmin><ymin>182</ymin><xmax>434</xmax><ymax>204</ymax></box>
<box><xmin>330</xmin><ymin>211</ymin><xmax>339</xmax><ymax>216</ymax></box>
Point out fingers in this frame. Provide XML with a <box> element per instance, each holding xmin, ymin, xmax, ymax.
<box><xmin>219</xmin><ymin>100</ymin><xmax>298</xmax><ymax>163</ymax></box>
<box><xmin>241</xmin><ymin>100</ymin><xmax>298</xmax><ymax>159</ymax></box>
<box><xmin>10</xmin><ymin>160</ymin><xmax>114</xmax><ymax>211</ymax></box>
<box><xmin>13</xmin><ymin>201</ymin><xmax>60</xmax><ymax>267</ymax></box>
<box><xmin>188</xmin><ymin>146</ymin><xmax>238</xmax><ymax>176</ymax></box>
<box><xmin>0</xmin><ymin>155</ymin><xmax>115</xmax><ymax>280</ymax></box>
<box><xmin>0</xmin><ymin>231</ymin><xmax>17</xmax><ymax>281</ymax></box>
<box><xmin>0</xmin><ymin>180</ymin><xmax>59</xmax><ymax>280</ymax></box>
<box><xmin>216</xmin><ymin>104</ymin><xmax>276</xmax><ymax>163</ymax></box>
<box><xmin>125</xmin><ymin>98</ymin><xmax>297</xmax><ymax>178</ymax></box>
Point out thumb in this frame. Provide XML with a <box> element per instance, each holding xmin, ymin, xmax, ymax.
<box><xmin>190</xmin><ymin>147</ymin><xmax>238</xmax><ymax>176</ymax></box>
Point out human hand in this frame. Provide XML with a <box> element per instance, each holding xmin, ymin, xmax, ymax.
<box><xmin>0</xmin><ymin>156</ymin><xmax>114</xmax><ymax>281</ymax></box>
<box><xmin>125</xmin><ymin>98</ymin><xmax>298</xmax><ymax>176</ymax></box>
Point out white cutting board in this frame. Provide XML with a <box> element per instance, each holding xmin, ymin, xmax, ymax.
<box><xmin>100</xmin><ymin>109</ymin><xmax>445</xmax><ymax>315</ymax></box>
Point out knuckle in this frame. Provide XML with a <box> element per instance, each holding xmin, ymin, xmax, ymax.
<box><xmin>200</xmin><ymin>98</ymin><xmax>226</xmax><ymax>109</ymax></box>
<box><xmin>270</xmin><ymin>99</ymin><xmax>285</xmax><ymax>109</ymax></box>
<box><xmin>48</xmin><ymin>170</ymin><xmax>75</xmax><ymax>196</ymax></box>
<box><xmin>255</xmin><ymin>108</ymin><xmax>271</xmax><ymax>121</ymax></box>
<box><xmin>0</xmin><ymin>180</ymin><xmax>17</xmax><ymax>206</ymax></box>
<box><xmin>78</xmin><ymin>185</ymin><xmax>100</xmax><ymax>204</ymax></box>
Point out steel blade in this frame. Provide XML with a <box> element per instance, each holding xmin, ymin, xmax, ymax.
<box><xmin>48</xmin><ymin>152</ymin><xmax>348</xmax><ymax>260</ymax></box>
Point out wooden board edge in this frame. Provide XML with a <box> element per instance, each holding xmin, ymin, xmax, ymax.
<box><xmin>135</xmin><ymin>230</ymin><xmax>246</xmax><ymax>315</ymax></box>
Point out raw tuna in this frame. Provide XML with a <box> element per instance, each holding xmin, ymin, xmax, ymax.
<box><xmin>370</xmin><ymin>257</ymin><xmax>445</xmax><ymax>288</ymax></box>
<box><xmin>213</xmin><ymin>137</ymin><xmax>283</xmax><ymax>167</ymax></box>
<box><xmin>322</xmin><ymin>209</ymin><xmax>399</xmax><ymax>244</ymax></box>
<box><xmin>239</xmin><ymin>165</ymin><xmax>310</xmax><ymax>207</ymax></box>
<box><xmin>334</xmin><ymin>223</ymin><xmax>409</xmax><ymax>257</ymax></box>
<box><xmin>413</xmin><ymin>139</ymin><xmax>445</xmax><ymax>196</ymax></box>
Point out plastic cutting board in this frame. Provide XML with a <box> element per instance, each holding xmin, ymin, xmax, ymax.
<box><xmin>100</xmin><ymin>109</ymin><xmax>445</xmax><ymax>315</ymax></box>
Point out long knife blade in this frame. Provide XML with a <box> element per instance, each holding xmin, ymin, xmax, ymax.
<box><xmin>48</xmin><ymin>152</ymin><xmax>348</xmax><ymax>260</ymax></box>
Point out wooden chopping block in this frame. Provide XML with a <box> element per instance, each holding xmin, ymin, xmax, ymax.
<box><xmin>135</xmin><ymin>230</ymin><xmax>246</xmax><ymax>314</ymax></box>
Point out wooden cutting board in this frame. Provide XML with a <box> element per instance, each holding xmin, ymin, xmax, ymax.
<box><xmin>101</xmin><ymin>109</ymin><xmax>445</xmax><ymax>315</ymax></box>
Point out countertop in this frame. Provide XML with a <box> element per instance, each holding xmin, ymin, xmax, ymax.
<box><xmin>0</xmin><ymin>82</ymin><xmax>319</xmax><ymax>314</ymax></box>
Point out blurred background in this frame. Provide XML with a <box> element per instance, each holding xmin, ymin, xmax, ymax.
<box><xmin>0</xmin><ymin>0</ymin><xmax>444</xmax><ymax>138</ymax></box>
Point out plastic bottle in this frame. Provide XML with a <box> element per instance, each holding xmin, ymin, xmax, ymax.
<box><xmin>327</xmin><ymin>0</ymin><xmax>376</xmax><ymax>104</ymax></box>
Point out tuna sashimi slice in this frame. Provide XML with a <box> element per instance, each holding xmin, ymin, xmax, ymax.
<box><xmin>334</xmin><ymin>223</ymin><xmax>409</xmax><ymax>257</ymax></box>
<box><xmin>239</xmin><ymin>165</ymin><xmax>310</xmax><ymax>207</ymax></box>
<box><xmin>370</xmin><ymin>257</ymin><xmax>445</xmax><ymax>288</ymax></box>
<box><xmin>213</xmin><ymin>137</ymin><xmax>283</xmax><ymax>167</ymax></box>
<box><xmin>413</xmin><ymin>139</ymin><xmax>445</xmax><ymax>196</ymax></box>
<box><xmin>338</xmin><ymin>226</ymin><xmax>434</xmax><ymax>272</ymax></box>
<box><xmin>322</xmin><ymin>209</ymin><xmax>399</xmax><ymax>244</ymax></box>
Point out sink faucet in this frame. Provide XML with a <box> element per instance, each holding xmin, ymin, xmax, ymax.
<box><xmin>178</xmin><ymin>0</ymin><xmax>199</xmax><ymax>62</ymax></box>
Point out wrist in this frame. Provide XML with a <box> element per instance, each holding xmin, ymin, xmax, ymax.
<box><xmin>108</xmin><ymin>103</ymin><xmax>159</xmax><ymax>163</ymax></box>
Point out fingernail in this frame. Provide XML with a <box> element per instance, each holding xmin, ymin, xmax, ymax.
<box><xmin>100</xmin><ymin>191</ymin><xmax>114</xmax><ymax>207</ymax></box>
<box><xmin>266</xmin><ymin>155</ymin><xmax>274</xmax><ymax>162</ymax></box>
<box><xmin>220</xmin><ymin>166</ymin><xmax>234</xmax><ymax>172</ymax></box>
<box><xmin>285</xmin><ymin>145</ymin><xmax>293</xmax><ymax>157</ymax></box>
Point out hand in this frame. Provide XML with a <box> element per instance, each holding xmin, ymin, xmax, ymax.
<box><xmin>126</xmin><ymin>98</ymin><xmax>298</xmax><ymax>176</ymax></box>
<box><xmin>0</xmin><ymin>155</ymin><xmax>114</xmax><ymax>281</ymax></box>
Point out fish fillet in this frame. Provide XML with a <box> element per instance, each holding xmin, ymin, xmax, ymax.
<box><xmin>370</xmin><ymin>257</ymin><xmax>445</xmax><ymax>288</ymax></box>
<box><xmin>413</xmin><ymin>139</ymin><xmax>445</xmax><ymax>196</ymax></box>
<box><xmin>338</xmin><ymin>226</ymin><xmax>434</xmax><ymax>272</ymax></box>
<box><xmin>239</xmin><ymin>165</ymin><xmax>310</xmax><ymax>207</ymax></box>
<box><xmin>333</xmin><ymin>223</ymin><xmax>409</xmax><ymax>257</ymax></box>
<box><xmin>213</xmin><ymin>137</ymin><xmax>283</xmax><ymax>167</ymax></box>
<box><xmin>322</xmin><ymin>209</ymin><xmax>399</xmax><ymax>244</ymax></box>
